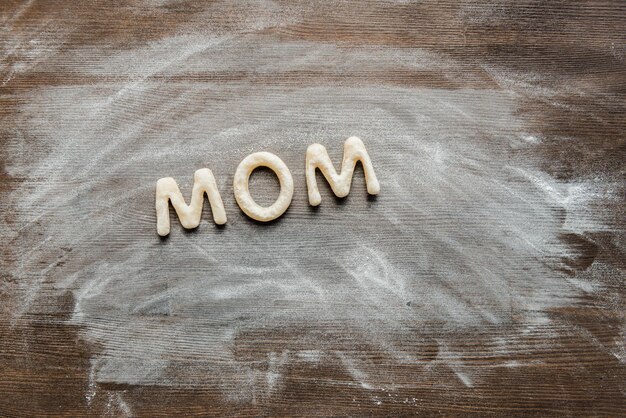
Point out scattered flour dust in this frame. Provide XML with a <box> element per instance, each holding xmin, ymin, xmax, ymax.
<box><xmin>4</xmin><ymin>32</ymin><xmax>618</xmax><ymax>401</ymax></box>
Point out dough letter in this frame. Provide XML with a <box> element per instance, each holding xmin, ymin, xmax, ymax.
<box><xmin>155</xmin><ymin>168</ymin><xmax>227</xmax><ymax>236</ymax></box>
<box><xmin>233</xmin><ymin>152</ymin><xmax>294</xmax><ymax>222</ymax></box>
<box><xmin>306</xmin><ymin>136</ymin><xmax>380</xmax><ymax>206</ymax></box>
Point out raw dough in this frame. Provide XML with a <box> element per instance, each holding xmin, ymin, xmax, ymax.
<box><xmin>306</xmin><ymin>136</ymin><xmax>380</xmax><ymax>206</ymax></box>
<box><xmin>155</xmin><ymin>168</ymin><xmax>227</xmax><ymax>236</ymax></box>
<box><xmin>233</xmin><ymin>152</ymin><xmax>294</xmax><ymax>222</ymax></box>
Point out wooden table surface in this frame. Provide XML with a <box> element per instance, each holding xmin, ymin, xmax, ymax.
<box><xmin>1</xmin><ymin>1</ymin><xmax>625</xmax><ymax>416</ymax></box>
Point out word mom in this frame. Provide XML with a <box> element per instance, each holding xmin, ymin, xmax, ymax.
<box><xmin>156</xmin><ymin>137</ymin><xmax>380</xmax><ymax>236</ymax></box>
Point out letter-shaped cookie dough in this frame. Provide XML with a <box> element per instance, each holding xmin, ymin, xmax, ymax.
<box><xmin>155</xmin><ymin>168</ymin><xmax>227</xmax><ymax>236</ymax></box>
<box><xmin>306</xmin><ymin>136</ymin><xmax>380</xmax><ymax>206</ymax></box>
<box><xmin>233</xmin><ymin>152</ymin><xmax>294</xmax><ymax>222</ymax></box>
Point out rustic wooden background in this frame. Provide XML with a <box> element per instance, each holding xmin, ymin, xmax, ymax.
<box><xmin>1</xmin><ymin>1</ymin><xmax>625</xmax><ymax>416</ymax></box>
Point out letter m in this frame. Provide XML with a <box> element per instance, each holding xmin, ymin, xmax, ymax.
<box><xmin>155</xmin><ymin>168</ymin><xmax>227</xmax><ymax>236</ymax></box>
<box><xmin>306</xmin><ymin>136</ymin><xmax>380</xmax><ymax>206</ymax></box>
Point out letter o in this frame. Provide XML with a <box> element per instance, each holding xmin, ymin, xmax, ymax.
<box><xmin>233</xmin><ymin>152</ymin><xmax>294</xmax><ymax>222</ymax></box>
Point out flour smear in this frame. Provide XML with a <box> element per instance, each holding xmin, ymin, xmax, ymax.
<box><xmin>5</xmin><ymin>31</ymin><xmax>619</xmax><ymax>401</ymax></box>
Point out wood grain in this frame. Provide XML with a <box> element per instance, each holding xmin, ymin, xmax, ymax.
<box><xmin>1</xmin><ymin>1</ymin><xmax>625</xmax><ymax>416</ymax></box>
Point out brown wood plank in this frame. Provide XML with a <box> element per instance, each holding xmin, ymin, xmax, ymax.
<box><xmin>1</xmin><ymin>1</ymin><xmax>624</xmax><ymax>416</ymax></box>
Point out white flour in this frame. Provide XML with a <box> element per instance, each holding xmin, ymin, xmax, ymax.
<box><xmin>5</xmin><ymin>32</ymin><xmax>618</xmax><ymax>399</ymax></box>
